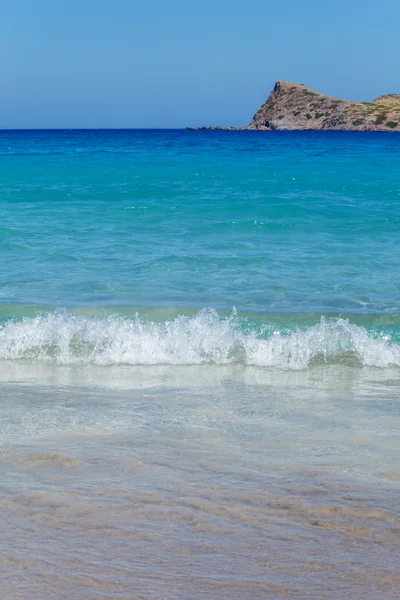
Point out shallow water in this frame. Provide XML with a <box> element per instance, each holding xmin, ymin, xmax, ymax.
<box><xmin>1</xmin><ymin>365</ymin><xmax>399</xmax><ymax>599</ymax></box>
<box><xmin>1</xmin><ymin>130</ymin><xmax>399</xmax><ymax>598</ymax></box>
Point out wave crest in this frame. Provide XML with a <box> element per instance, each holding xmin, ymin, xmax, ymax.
<box><xmin>0</xmin><ymin>309</ymin><xmax>399</xmax><ymax>369</ymax></box>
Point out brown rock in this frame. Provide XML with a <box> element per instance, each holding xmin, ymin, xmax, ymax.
<box><xmin>248</xmin><ymin>81</ymin><xmax>400</xmax><ymax>131</ymax></box>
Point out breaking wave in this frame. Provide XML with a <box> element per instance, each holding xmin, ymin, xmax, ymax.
<box><xmin>0</xmin><ymin>309</ymin><xmax>399</xmax><ymax>370</ymax></box>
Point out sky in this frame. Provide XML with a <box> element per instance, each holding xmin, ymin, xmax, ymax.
<box><xmin>1</xmin><ymin>0</ymin><xmax>399</xmax><ymax>128</ymax></box>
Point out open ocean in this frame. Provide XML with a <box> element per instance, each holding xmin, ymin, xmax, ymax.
<box><xmin>1</xmin><ymin>129</ymin><xmax>399</xmax><ymax>599</ymax></box>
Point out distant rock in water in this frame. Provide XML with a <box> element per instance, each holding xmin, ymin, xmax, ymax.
<box><xmin>187</xmin><ymin>81</ymin><xmax>400</xmax><ymax>131</ymax></box>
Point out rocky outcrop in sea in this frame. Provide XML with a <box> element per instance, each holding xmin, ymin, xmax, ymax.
<box><xmin>187</xmin><ymin>81</ymin><xmax>400</xmax><ymax>131</ymax></box>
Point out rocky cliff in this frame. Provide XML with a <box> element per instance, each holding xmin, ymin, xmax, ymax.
<box><xmin>188</xmin><ymin>81</ymin><xmax>400</xmax><ymax>131</ymax></box>
<box><xmin>248</xmin><ymin>81</ymin><xmax>400</xmax><ymax>131</ymax></box>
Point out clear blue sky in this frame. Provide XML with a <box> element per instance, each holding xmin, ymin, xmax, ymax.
<box><xmin>1</xmin><ymin>0</ymin><xmax>399</xmax><ymax>128</ymax></box>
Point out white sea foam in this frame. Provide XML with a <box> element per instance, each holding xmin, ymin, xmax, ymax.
<box><xmin>0</xmin><ymin>309</ymin><xmax>399</xmax><ymax>370</ymax></box>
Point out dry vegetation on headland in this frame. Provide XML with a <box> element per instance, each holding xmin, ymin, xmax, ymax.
<box><xmin>187</xmin><ymin>81</ymin><xmax>400</xmax><ymax>131</ymax></box>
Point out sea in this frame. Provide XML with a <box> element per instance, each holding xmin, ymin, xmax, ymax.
<box><xmin>0</xmin><ymin>129</ymin><xmax>399</xmax><ymax>599</ymax></box>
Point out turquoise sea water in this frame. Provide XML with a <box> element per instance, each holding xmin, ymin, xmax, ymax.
<box><xmin>1</xmin><ymin>130</ymin><xmax>399</xmax><ymax>599</ymax></box>
<box><xmin>1</xmin><ymin>130</ymin><xmax>399</xmax><ymax>314</ymax></box>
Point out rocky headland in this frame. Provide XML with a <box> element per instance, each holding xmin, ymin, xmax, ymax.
<box><xmin>187</xmin><ymin>81</ymin><xmax>400</xmax><ymax>131</ymax></box>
